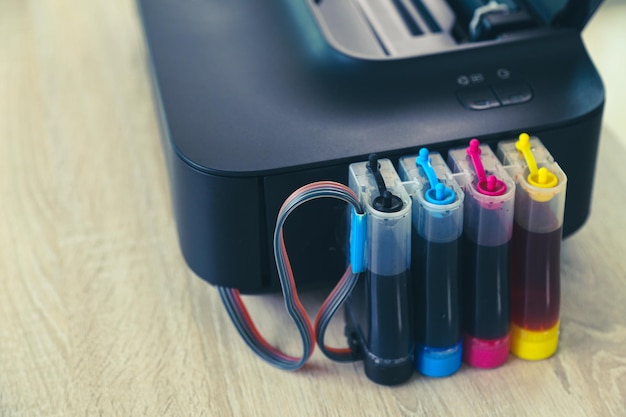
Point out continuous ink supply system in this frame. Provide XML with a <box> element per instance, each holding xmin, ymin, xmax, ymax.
<box><xmin>139</xmin><ymin>0</ymin><xmax>605</xmax><ymax>294</ymax></box>
<box><xmin>345</xmin><ymin>156</ymin><xmax>414</xmax><ymax>385</ymax></box>
<box><xmin>448</xmin><ymin>140</ymin><xmax>515</xmax><ymax>368</ymax></box>
<box><xmin>398</xmin><ymin>150</ymin><xmax>464</xmax><ymax>377</ymax></box>
<box><xmin>498</xmin><ymin>133</ymin><xmax>567</xmax><ymax>360</ymax></box>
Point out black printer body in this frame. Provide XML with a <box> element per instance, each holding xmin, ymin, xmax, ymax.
<box><xmin>138</xmin><ymin>0</ymin><xmax>604</xmax><ymax>293</ymax></box>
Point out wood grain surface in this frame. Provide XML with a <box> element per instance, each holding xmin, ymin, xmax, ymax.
<box><xmin>1</xmin><ymin>0</ymin><xmax>625</xmax><ymax>416</ymax></box>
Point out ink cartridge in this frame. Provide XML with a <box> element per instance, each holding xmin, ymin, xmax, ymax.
<box><xmin>346</xmin><ymin>155</ymin><xmax>413</xmax><ymax>385</ymax></box>
<box><xmin>498</xmin><ymin>133</ymin><xmax>567</xmax><ymax>360</ymax></box>
<box><xmin>448</xmin><ymin>139</ymin><xmax>515</xmax><ymax>368</ymax></box>
<box><xmin>399</xmin><ymin>149</ymin><xmax>464</xmax><ymax>377</ymax></box>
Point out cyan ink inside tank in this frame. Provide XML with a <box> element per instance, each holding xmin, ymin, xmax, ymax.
<box><xmin>399</xmin><ymin>149</ymin><xmax>464</xmax><ymax>377</ymax></box>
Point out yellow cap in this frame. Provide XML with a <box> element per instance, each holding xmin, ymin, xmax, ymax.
<box><xmin>528</xmin><ymin>167</ymin><xmax>558</xmax><ymax>188</ymax></box>
<box><xmin>515</xmin><ymin>133</ymin><xmax>559</xmax><ymax>202</ymax></box>
<box><xmin>510</xmin><ymin>321</ymin><xmax>559</xmax><ymax>360</ymax></box>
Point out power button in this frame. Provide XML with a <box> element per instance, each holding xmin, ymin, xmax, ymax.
<box><xmin>457</xmin><ymin>81</ymin><xmax>534</xmax><ymax>110</ymax></box>
<box><xmin>492</xmin><ymin>81</ymin><xmax>533</xmax><ymax>106</ymax></box>
<box><xmin>457</xmin><ymin>87</ymin><xmax>501</xmax><ymax>110</ymax></box>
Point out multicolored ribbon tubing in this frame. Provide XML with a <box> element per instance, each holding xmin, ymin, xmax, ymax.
<box><xmin>218</xmin><ymin>181</ymin><xmax>365</xmax><ymax>370</ymax></box>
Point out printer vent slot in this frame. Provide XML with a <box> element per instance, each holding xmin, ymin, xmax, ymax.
<box><xmin>410</xmin><ymin>0</ymin><xmax>442</xmax><ymax>33</ymax></box>
<box><xmin>392</xmin><ymin>0</ymin><xmax>424</xmax><ymax>36</ymax></box>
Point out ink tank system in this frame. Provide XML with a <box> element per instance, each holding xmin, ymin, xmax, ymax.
<box><xmin>212</xmin><ymin>141</ymin><xmax>569</xmax><ymax>382</ymax></box>
<box><xmin>138</xmin><ymin>0</ymin><xmax>606</xmax><ymax>383</ymax></box>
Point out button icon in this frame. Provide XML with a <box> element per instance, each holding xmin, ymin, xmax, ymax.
<box><xmin>497</xmin><ymin>68</ymin><xmax>511</xmax><ymax>79</ymax></box>
<box><xmin>470</xmin><ymin>73</ymin><xmax>485</xmax><ymax>84</ymax></box>
<box><xmin>457</xmin><ymin>75</ymin><xmax>470</xmax><ymax>86</ymax></box>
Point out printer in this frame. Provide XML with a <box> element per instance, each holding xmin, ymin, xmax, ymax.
<box><xmin>138</xmin><ymin>0</ymin><xmax>604</xmax><ymax>293</ymax></box>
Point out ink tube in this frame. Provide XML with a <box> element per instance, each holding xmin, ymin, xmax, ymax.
<box><xmin>448</xmin><ymin>139</ymin><xmax>515</xmax><ymax>368</ymax></box>
<box><xmin>497</xmin><ymin>133</ymin><xmax>567</xmax><ymax>360</ymax></box>
<box><xmin>346</xmin><ymin>155</ymin><xmax>413</xmax><ymax>385</ymax></box>
<box><xmin>399</xmin><ymin>149</ymin><xmax>464</xmax><ymax>377</ymax></box>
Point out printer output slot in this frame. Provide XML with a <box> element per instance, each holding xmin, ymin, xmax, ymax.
<box><xmin>312</xmin><ymin>0</ymin><xmax>456</xmax><ymax>57</ymax></box>
<box><xmin>308</xmin><ymin>0</ymin><xmax>553</xmax><ymax>59</ymax></box>
<box><xmin>446</xmin><ymin>0</ymin><xmax>538</xmax><ymax>42</ymax></box>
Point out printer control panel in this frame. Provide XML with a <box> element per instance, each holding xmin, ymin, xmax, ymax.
<box><xmin>453</xmin><ymin>67</ymin><xmax>533</xmax><ymax>110</ymax></box>
<box><xmin>457</xmin><ymin>80</ymin><xmax>534</xmax><ymax>110</ymax></box>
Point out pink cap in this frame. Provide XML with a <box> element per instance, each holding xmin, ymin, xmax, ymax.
<box><xmin>463</xmin><ymin>332</ymin><xmax>511</xmax><ymax>369</ymax></box>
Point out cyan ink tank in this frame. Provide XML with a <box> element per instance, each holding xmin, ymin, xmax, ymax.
<box><xmin>498</xmin><ymin>133</ymin><xmax>567</xmax><ymax>360</ymax></box>
<box><xmin>346</xmin><ymin>155</ymin><xmax>413</xmax><ymax>385</ymax></box>
<box><xmin>399</xmin><ymin>149</ymin><xmax>464</xmax><ymax>377</ymax></box>
<box><xmin>448</xmin><ymin>139</ymin><xmax>515</xmax><ymax>369</ymax></box>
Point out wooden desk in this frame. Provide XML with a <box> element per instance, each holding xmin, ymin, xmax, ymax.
<box><xmin>1</xmin><ymin>0</ymin><xmax>624</xmax><ymax>415</ymax></box>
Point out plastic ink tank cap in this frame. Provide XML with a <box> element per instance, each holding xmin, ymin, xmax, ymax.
<box><xmin>516</xmin><ymin>133</ymin><xmax>559</xmax><ymax>201</ymax></box>
<box><xmin>372</xmin><ymin>190</ymin><xmax>404</xmax><ymax>212</ymax></box>
<box><xmin>416</xmin><ymin>342</ymin><xmax>463</xmax><ymax>377</ymax></box>
<box><xmin>528</xmin><ymin>167</ymin><xmax>558</xmax><ymax>188</ymax></box>
<box><xmin>368</xmin><ymin>155</ymin><xmax>404</xmax><ymax>213</ymax></box>
<box><xmin>416</xmin><ymin>149</ymin><xmax>456</xmax><ymax>206</ymax></box>
<box><xmin>510</xmin><ymin>321</ymin><xmax>559</xmax><ymax>360</ymax></box>
<box><xmin>466</xmin><ymin>139</ymin><xmax>507</xmax><ymax>196</ymax></box>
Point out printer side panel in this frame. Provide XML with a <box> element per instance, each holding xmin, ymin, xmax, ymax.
<box><xmin>171</xmin><ymin>152</ymin><xmax>267</xmax><ymax>292</ymax></box>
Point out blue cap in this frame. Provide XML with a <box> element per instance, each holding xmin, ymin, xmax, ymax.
<box><xmin>416</xmin><ymin>148</ymin><xmax>456</xmax><ymax>206</ymax></box>
<box><xmin>416</xmin><ymin>341</ymin><xmax>463</xmax><ymax>377</ymax></box>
